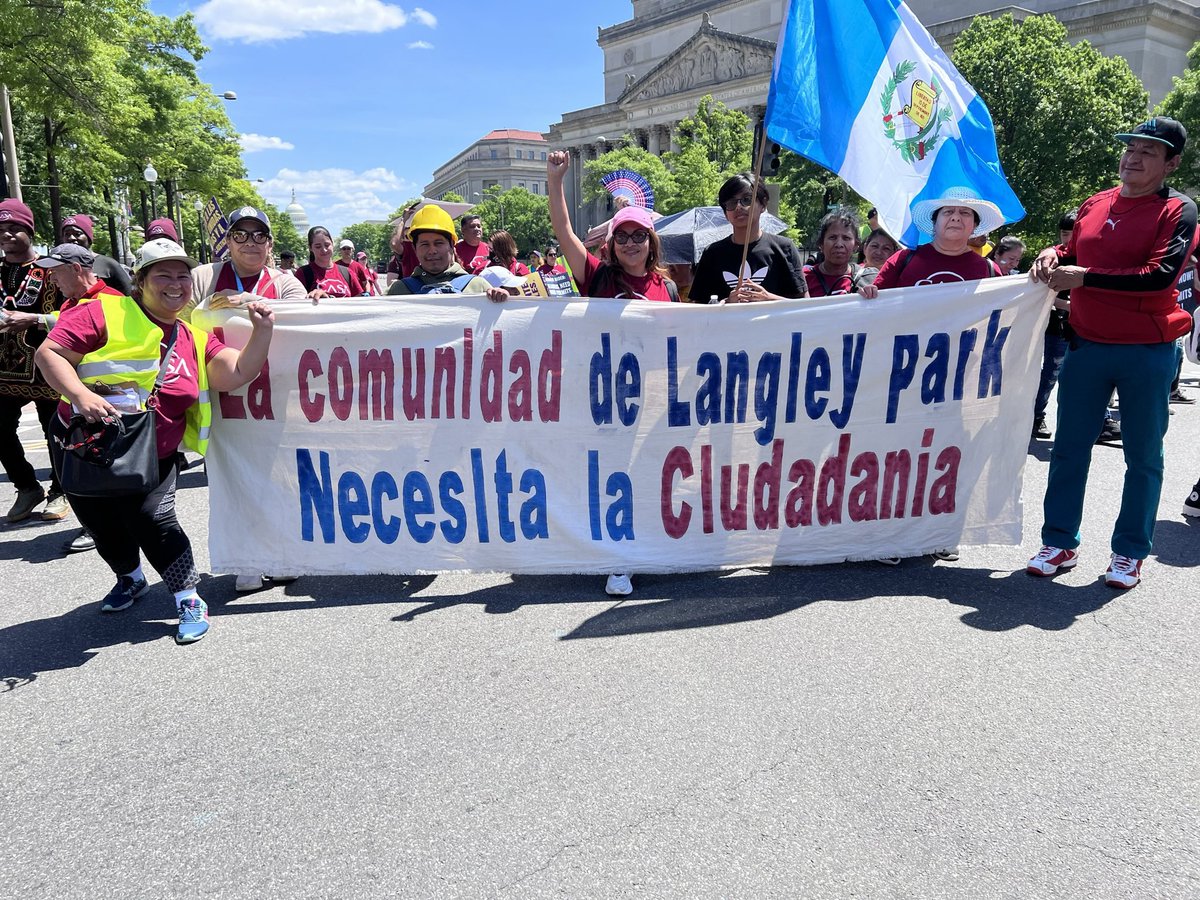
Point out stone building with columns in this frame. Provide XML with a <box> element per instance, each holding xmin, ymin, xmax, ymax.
<box><xmin>424</xmin><ymin>130</ymin><xmax>551</xmax><ymax>204</ymax></box>
<box><xmin>544</xmin><ymin>0</ymin><xmax>1200</xmax><ymax>234</ymax></box>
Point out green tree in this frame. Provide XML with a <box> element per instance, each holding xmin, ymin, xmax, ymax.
<box><xmin>665</xmin><ymin>96</ymin><xmax>754</xmax><ymax>209</ymax></box>
<box><xmin>339</xmin><ymin>222</ymin><xmax>391</xmax><ymax>264</ymax></box>
<box><xmin>1157</xmin><ymin>41</ymin><xmax>1200</xmax><ymax>190</ymax></box>
<box><xmin>951</xmin><ymin>13</ymin><xmax>1148</xmax><ymax>249</ymax></box>
<box><xmin>440</xmin><ymin>191</ymin><xmax>466</xmax><ymax>203</ymax></box>
<box><xmin>583</xmin><ymin>144</ymin><xmax>677</xmax><ymax>213</ymax></box>
<box><xmin>472</xmin><ymin>187</ymin><xmax>553</xmax><ymax>256</ymax></box>
<box><xmin>775</xmin><ymin>152</ymin><xmax>865</xmax><ymax>247</ymax></box>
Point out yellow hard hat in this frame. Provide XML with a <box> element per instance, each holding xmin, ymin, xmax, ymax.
<box><xmin>408</xmin><ymin>205</ymin><xmax>457</xmax><ymax>244</ymax></box>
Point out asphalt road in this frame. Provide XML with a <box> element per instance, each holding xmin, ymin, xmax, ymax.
<box><xmin>3</xmin><ymin>369</ymin><xmax>1199</xmax><ymax>899</ymax></box>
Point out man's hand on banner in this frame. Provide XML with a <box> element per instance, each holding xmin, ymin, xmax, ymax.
<box><xmin>858</xmin><ymin>283</ymin><xmax>880</xmax><ymax>300</ymax></box>
<box><xmin>1030</xmin><ymin>248</ymin><xmax>1061</xmax><ymax>283</ymax></box>
<box><xmin>485</xmin><ymin>287</ymin><xmax>509</xmax><ymax>303</ymax></box>
<box><xmin>731</xmin><ymin>280</ymin><xmax>772</xmax><ymax>303</ymax></box>
<box><xmin>1047</xmin><ymin>265</ymin><xmax>1086</xmax><ymax>292</ymax></box>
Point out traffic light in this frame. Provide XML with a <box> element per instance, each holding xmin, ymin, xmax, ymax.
<box><xmin>765</xmin><ymin>142</ymin><xmax>782</xmax><ymax>174</ymax></box>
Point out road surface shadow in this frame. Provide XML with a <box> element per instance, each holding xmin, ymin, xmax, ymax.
<box><xmin>0</xmin><ymin>572</ymin><xmax>436</xmax><ymax>692</ymax></box>
<box><xmin>387</xmin><ymin>561</ymin><xmax>1124</xmax><ymax>637</ymax></box>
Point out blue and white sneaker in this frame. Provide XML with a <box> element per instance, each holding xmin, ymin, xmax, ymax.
<box><xmin>176</xmin><ymin>596</ymin><xmax>210</xmax><ymax>644</ymax></box>
<box><xmin>100</xmin><ymin>575</ymin><xmax>149</xmax><ymax>613</ymax></box>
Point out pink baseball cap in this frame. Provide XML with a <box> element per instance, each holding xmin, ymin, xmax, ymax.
<box><xmin>608</xmin><ymin>206</ymin><xmax>655</xmax><ymax>239</ymax></box>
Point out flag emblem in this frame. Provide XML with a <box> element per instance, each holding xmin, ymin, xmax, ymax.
<box><xmin>881</xmin><ymin>62</ymin><xmax>949</xmax><ymax>163</ymax></box>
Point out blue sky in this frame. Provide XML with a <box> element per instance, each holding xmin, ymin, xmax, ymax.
<box><xmin>153</xmin><ymin>0</ymin><xmax>633</xmax><ymax>235</ymax></box>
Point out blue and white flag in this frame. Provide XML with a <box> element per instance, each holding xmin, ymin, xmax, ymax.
<box><xmin>765</xmin><ymin>0</ymin><xmax>1024</xmax><ymax>246</ymax></box>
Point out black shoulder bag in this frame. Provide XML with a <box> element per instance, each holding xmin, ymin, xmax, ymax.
<box><xmin>53</xmin><ymin>324</ymin><xmax>178</xmax><ymax>498</ymax></box>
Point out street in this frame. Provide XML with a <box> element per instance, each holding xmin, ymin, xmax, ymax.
<box><xmin>3</xmin><ymin>371</ymin><xmax>1199</xmax><ymax>899</ymax></box>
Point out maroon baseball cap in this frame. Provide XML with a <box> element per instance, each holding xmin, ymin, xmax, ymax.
<box><xmin>0</xmin><ymin>199</ymin><xmax>35</xmax><ymax>234</ymax></box>
<box><xmin>146</xmin><ymin>218</ymin><xmax>179</xmax><ymax>242</ymax></box>
<box><xmin>60</xmin><ymin>214</ymin><xmax>94</xmax><ymax>244</ymax></box>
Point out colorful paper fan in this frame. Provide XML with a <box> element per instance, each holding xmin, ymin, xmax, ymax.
<box><xmin>601</xmin><ymin>169</ymin><xmax>655</xmax><ymax>210</ymax></box>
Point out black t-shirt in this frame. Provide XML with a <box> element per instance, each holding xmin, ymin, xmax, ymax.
<box><xmin>91</xmin><ymin>254</ymin><xmax>133</xmax><ymax>296</ymax></box>
<box><xmin>690</xmin><ymin>232</ymin><xmax>807</xmax><ymax>303</ymax></box>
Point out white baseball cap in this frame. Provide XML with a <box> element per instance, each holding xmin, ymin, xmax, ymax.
<box><xmin>134</xmin><ymin>238</ymin><xmax>198</xmax><ymax>273</ymax></box>
<box><xmin>480</xmin><ymin>265</ymin><xmax>525</xmax><ymax>288</ymax></box>
<box><xmin>339</xmin><ymin>239</ymin><xmax>354</xmax><ymax>250</ymax></box>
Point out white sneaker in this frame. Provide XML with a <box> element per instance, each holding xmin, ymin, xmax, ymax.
<box><xmin>235</xmin><ymin>574</ymin><xmax>264</xmax><ymax>592</ymax></box>
<box><xmin>933</xmin><ymin>547</ymin><xmax>960</xmax><ymax>561</ymax></box>
<box><xmin>605</xmin><ymin>574</ymin><xmax>633</xmax><ymax>596</ymax></box>
<box><xmin>1104</xmin><ymin>554</ymin><xmax>1142</xmax><ymax>589</ymax></box>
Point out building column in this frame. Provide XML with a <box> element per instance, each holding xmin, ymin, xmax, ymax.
<box><xmin>648</xmin><ymin>125</ymin><xmax>662</xmax><ymax>156</ymax></box>
<box><xmin>668</xmin><ymin>123</ymin><xmax>681</xmax><ymax>154</ymax></box>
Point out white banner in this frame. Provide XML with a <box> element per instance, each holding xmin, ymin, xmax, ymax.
<box><xmin>193</xmin><ymin>278</ymin><xmax>1051</xmax><ymax>575</ymax></box>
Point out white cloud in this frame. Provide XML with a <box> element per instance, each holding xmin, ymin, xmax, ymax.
<box><xmin>195</xmin><ymin>0</ymin><xmax>427</xmax><ymax>43</ymax></box>
<box><xmin>257</xmin><ymin>167</ymin><xmax>422</xmax><ymax>236</ymax></box>
<box><xmin>408</xmin><ymin>40</ymin><xmax>434</xmax><ymax>50</ymax></box>
<box><xmin>239</xmin><ymin>133</ymin><xmax>295</xmax><ymax>153</ymax></box>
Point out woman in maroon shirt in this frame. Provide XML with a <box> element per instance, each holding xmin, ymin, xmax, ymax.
<box><xmin>295</xmin><ymin>226</ymin><xmax>366</xmax><ymax>299</ymax></box>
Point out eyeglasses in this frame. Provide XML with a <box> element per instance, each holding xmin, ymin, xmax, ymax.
<box><xmin>230</xmin><ymin>229</ymin><xmax>270</xmax><ymax>245</ymax></box>
<box><xmin>613</xmin><ymin>229</ymin><xmax>650</xmax><ymax>245</ymax></box>
<box><xmin>722</xmin><ymin>196</ymin><xmax>755</xmax><ymax>211</ymax></box>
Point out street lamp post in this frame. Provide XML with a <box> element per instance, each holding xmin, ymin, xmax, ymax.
<box><xmin>193</xmin><ymin>198</ymin><xmax>207</xmax><ymax>264</ymax></box>
<box><xmin>144</xmin><ymin>162</ymin><xmax>158</xmax><ymax>220</ymax></box>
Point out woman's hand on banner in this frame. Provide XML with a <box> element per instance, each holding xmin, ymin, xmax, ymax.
<box><xmin>210</xmin><ymin>290</ymin><xmax>259</xmax><ymax>310</ymax></box>
<box><xmin>858</xmin><ymin>283</ymin><xmax>880</xmax><ymax>300</ymax></box>
<box><xmin>485</xmin><ymin>287</ymin><xmax>509</xmax><ymax>303</ymax></box>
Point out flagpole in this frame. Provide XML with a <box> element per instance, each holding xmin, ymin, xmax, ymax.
<box><xmin>735</xmin><ymin>125</ymin><xmax>771</xmax><ymax>300</ymax></box>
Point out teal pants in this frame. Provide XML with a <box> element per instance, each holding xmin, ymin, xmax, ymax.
<box><xmin>1042</xmin><ymin>338</ymin><xmax>1175</xmax><ymax>558</ymax></box>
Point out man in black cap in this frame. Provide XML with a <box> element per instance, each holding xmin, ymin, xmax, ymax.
<box><xmin>1028</xmin><ymin>117</ymin><xmax>1197</xmax><ymax>590</ymax></box>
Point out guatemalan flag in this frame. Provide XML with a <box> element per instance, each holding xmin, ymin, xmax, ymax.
<box><xmin>765</xmin><ymin>0</ymin><xmax>1024</xmax><ymax>247</ymax></box>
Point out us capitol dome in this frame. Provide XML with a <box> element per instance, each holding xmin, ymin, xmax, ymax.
<box><xmin>284</xmin><ymin>189</ymin><xmax>309</xmax><ymax>234</ymax></box>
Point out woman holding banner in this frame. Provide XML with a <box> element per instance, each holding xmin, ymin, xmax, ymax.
<box><xmin>858</xmin><ymin>188</ymin><xmax>1005</xmax><ymax>297</ymax></box>
<box><xmin>35</xmin><ymin>239</ymin><xmax>275</xmax><ymax>644</ymax></box>
<box><xmin>803</xmin><ymin>207</ymin><xmax>876</xmax><ymax>297</ymax></box>
<box><xmin>547</xmin><ymin>150</ymin><xmax>678</xmax><ymax>596</ymax></box>
<box><xmin>546</xmin><ymin>151</ymin><xmax>678</xmax><ymax>304</ymax></box>
<box><xmin>295</xmin><ymin>226</ymin><xmax>368</xmax><ymax>300</ymax></box>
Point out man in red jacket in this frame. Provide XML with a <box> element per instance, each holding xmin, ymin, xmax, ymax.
<box><xmin>1027</xmin><ymin>117</ymin><xmax>1197</xmax><ymax>589</ymax></box>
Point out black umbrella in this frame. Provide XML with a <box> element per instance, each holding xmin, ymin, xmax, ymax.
<box><xmin>654</xmin><ymin>206</ymin><xmax>790</xmax><ymax>264</ymax></box>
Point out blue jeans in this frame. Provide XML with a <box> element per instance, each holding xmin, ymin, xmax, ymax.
<box><xmin>1042</xmin><ymin>339</ymin><xmax>1175</xmax><ymax>558</ymax></box>
<box><xmin>1034</xmin><ymin>332</ymin><xmax>1070</xmax><ymax>419</ymax></box>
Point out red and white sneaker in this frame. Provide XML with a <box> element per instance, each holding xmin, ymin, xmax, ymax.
<box><xmin>1105</xmin><ymin>554</ymin><xmax>1142</xmax><ymax>589</ymax></box>
<box><xmin>1026</xmin><ymin>546</ymin><xmax>1079</xmax><ymax>576</ymax></box>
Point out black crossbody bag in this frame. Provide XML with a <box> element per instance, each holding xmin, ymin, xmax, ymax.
<box><xmin>53</xmin><ymin>325</ymin><xmax>178</xmax><ymax>497</ymax></box>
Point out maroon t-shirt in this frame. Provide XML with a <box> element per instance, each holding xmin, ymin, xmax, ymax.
<box><xmin>340</xmin><ymin>259</ymin><xmax>375</xmax><ymax>294</ymax></box>
<box><xmin>295</xmin><ymin>262</ymin><xmax>365</xmax><ymax>297</ymax></box>
<box><xmin>873</xmin><ymin>244</ymin><xmax>1001</xmax><ymax>289</ymax></box>
<box><xmin>49</xmin><ymin>301</ymin><xmax>227</xmax><ymax>458</ymax></box>
<box><xmin>455</xmin><ymin>240</ymin><xmax>490</xmax><ymax>275</ymax></box>
<box><xmin>537</xmin><ymin>263</ymin><xmax>567</xmax><ymax>277</ymax></box>
<box><xmin>804</xmin><ymin>265</ymin><xmax>858</xmax><ymax>297</ymax></box>
<box><xmin>582</xmin><ymin>252</ymin><xmax>674</xmax><ymax>301</ymax></box>
<box><xmin>386</xmin><ymin>243</ymin><xmax>419</xmax><ymax>279</ymax></box>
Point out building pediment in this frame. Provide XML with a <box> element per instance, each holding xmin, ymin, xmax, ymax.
<box><xmin>619</xmin><ymin>15</ymin><xmax>776</xmax><ymax>105</ymax></box>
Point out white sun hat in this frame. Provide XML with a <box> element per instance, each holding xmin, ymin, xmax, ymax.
<box><xmin>911</xmin><ymin>187</ymin><xmax>1006</xmax><ymax>238</ymax></box>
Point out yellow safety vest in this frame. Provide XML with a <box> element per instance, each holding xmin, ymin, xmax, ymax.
<box><xmin>72</xmin><ymin>295</ymin><xmax>212</xmax><ymax>455</ymax></box>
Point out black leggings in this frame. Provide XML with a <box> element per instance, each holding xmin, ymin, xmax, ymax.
<box><xmin>55</xmin><ymin>449</ymin><xmax>199</xmax><ymax>593</ymax></box>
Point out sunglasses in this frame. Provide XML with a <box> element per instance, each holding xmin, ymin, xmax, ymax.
<box><xmin>722</xmin><ymin>196</ymin><xmax>755</xmax><ymax>211</ymax></box>
<box><xmin>230</xmin><ymin>229</ymin><xmax>270</xmax><ymax>245</ymax></box>
<box><xmin>613</xmin><ymin>229</ymin><xmax>650</xmax><ymax>245</ymax></box>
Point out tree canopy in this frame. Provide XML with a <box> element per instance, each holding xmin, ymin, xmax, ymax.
<box><xmin>951</xmin><ymin>13</ymin><xmax>1148</xmax><ymax>249</ymax></box>
<box><xmin>1</xmin><ymin>0</ymin><xmax>245</xmax><ymax>256</ymax></box>
<box><xmin>1157</xmin><ymin>41</ymin><xmax>1200</xmax><ymax>191</ymax></box>
<box><xmin>472</xmin><ymin>186</ymin><xmax>553</xmax><ymax>256</ymax></box>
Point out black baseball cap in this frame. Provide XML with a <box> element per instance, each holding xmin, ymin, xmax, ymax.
<box><xmin>1116</xmin><ymin>117</ymin><xmax>1187</xmax><ymax>157</ymax></box>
